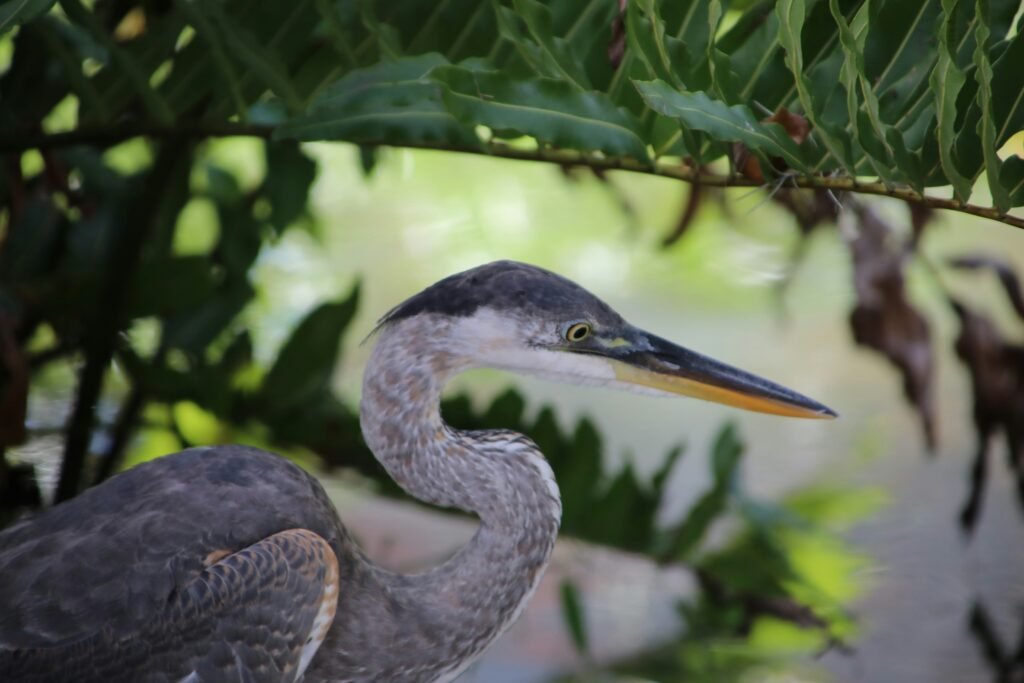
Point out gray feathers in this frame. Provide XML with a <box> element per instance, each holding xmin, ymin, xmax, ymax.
<box><xmin>377</xmin><ymin>260</ymin><xmax>625</xmax><ymax>329</ymax></box>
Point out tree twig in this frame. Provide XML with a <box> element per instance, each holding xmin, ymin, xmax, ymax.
<box><xmin>2</xmin><ymin>121</ymin><xmax>1022</xmax><ymax>231</ymax></box>
<box><xmin>54</xmin><ymin>140</ymin><xmax>192</xmax><ymax>502</ymax></box>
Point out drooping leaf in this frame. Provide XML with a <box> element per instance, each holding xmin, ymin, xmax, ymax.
<box><xmin>264</xmin><ymin>141</ymin><xmax>317</xmax><ymax>234</ymax></box>
<box><xmin>775</xmin><ymin>0</ymin><xmax>856</xmax><ymax>173</ymax></box>
<box><xmin>174</xmin><ymin>0</ymin><xmax>248</xmax><ymax>119</ymax></box>
<box><xmin>59</xmin><ymin>0</ymin><xmax>175</xmax><ymax>125</ymax></box>
<box><xmin>947</xmin><ymin>256</ymin><xmax>1024</xmax><ymax>530</ymax></box>
<box><xmin>635</xmin><ymin>81</ymin><xmax>809</xmax><ymax>172</ymax></box>
<box><xmin>847</xmin><ymin>203</ymin><xmax>937</xmax><ymax>450</ymax></box>
<box><xmin>260</xmin><ymin>284</ymin><xmax>360</xmax><ymax>412</ymax></box>
<box><xmin>511</xmin><ymin>0</ymin><xmax>592</xmax><ymax>88</ymax></box>
<box><xmin>434</xmin><ymin>65</ymin><xmax>651</xmax><ymax>162</ymax></box>
<box><xmin>275</xmin><ymin>54</ymin><xmax>482</xmax><ymax>150</ymax></box>
<box><xmin>933</xmin><ymin>0</ymin><xmax>970</xmax><ymax>200</ymax></box>
<box><xmin>830</xmin><ymin>0</ymin><xmax>900</xmax><ymax>186</ymax></box>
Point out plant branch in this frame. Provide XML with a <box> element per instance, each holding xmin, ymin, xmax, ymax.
<box><xmin>54</xmin><ymin>140</ymin><xmax>192</xmax><ymax>502</ymax></box>
<box><xmin>3</xmin><ymin>121</ymin><xmax>1022</xmax><ymax>231</ymax></box>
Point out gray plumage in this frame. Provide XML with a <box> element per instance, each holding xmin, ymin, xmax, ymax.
<box><xmin>0</xmin><ymin>260</ymin><xmax>833</xmax><ymax>682</ymax></box>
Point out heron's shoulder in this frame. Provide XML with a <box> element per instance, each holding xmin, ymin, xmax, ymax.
<box><xmin>0</xmin><ymin>445</ymin><xmax>344</xmax><ymax>649</ymax></box>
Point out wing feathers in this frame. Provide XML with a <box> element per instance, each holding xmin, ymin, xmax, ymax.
<box><xmin>0</xmin><ymin>529</ymin><xmax>340</xmax><ymax>683</ymax></box>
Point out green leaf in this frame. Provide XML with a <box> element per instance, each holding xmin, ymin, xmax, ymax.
<box><xmin>775</xmin><ymin>0</ymin><xmax>855</xmax><ymax>173</ymax></box>
<box><xmin>275</xmin><ymin>54</ymin><xmax>481</xmax><ymax>149</ymax></box>
<box><xmin>652</xmin><ymin>444</ymin><xmax>684</xmax><ymax>497</ymax></box>
<box><xmin>559</xmin><ymin>418</ymin><xmax>604</xmax><ymax>531</ymax></box>
<box><xmin>711</xmin><ymin>422</ymin><xmax>744</xmax><ymax>491</ymax></box>
<box><xmin>163</xmin><ymin>280</ymin><xmax>254</xmax><ymax>353</ymax></box>
<box><xmin>174</xmin><ymin>0</ymin><xmax>248</xmax><ymax>120</ymax></box>
<box><xmin>559</xmin><ymin>579</ymin><xmax>590</xmax><ymax>655</ymax></box>
<box><xmin>830</xmin><ymin>0</ymin><xmax>901</xmax><ymax>186</ymax></box>
<box><xmin>511</xmin><ymin>0</ymin><xmax>591</xmax><ymax>88</ymax></box>
<box><xmin>59</xmin><ymin>0</ymin><xmax>175</xmax><ymax>125</ymax></box>
<box><xmin>128</xmin><ymin>256</ymin><xmax>218</xmax><ymax>319</ymax></box>
<box><xmin>0</xmin><ymin>0</ymin><xmax>55</xmax><ymax>34</ymax></box>
<box><xmin>482</xmin><ymin>388</ymin><xmax>526</xmax><ymax>427</ymax></box>
<box><xmin>260</xmin><ymin>285</ymin><xmax>360</xmax><ymax>411</ymax></box>
<box><xmin>199</xmin><ymin>0</ymin><xmax>303</xmax><ymax>113</ymax></box>
<box><xmin>626</xmin><ymin>0</ymin><xmax>685</xmax><ymax>88</ymax></box>
<box><xmin>663</xmin><ymin>423</ymin><xmax>744</xmax><ymax>561</ymax></box>
<box><xmin>932</xmin><ymin>0</ymin><xmax>974</xmax><ymax>201</ymax></box>
<box><xmin>1001</xmin><ymin>156</ymin><xmax>1024</xmax><ymax>206</ymax></box>
<box><xmin>264</xmin><ymin>141</ymin><xmax>317</xmax><ymax>234</ymax></box>
<box><xmin>972</xmin><ymin>0</ymin><xmax>1011</xmax><ymax>212</ymax></box>
<box><xmin>634</xmin><ymin>80</ymin><xmax>809</xmax><ymax>172</ymax></box>
<box><xmin>432</xmin><ymin>65</ymin><xmax>651</xmax><ymax>162</ymax></box>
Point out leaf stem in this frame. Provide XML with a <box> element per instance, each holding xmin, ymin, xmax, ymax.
<box><xmin>2</xmin><ymin>121</ymin><xmax>1022</xmax><ymax>231</ymax></box>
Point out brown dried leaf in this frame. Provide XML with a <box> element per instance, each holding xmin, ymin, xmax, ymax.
<box><xmin>848</xmin><ymin>203</ymin><xmax>937</xmax><ymax>450</ymax></box>
<box><xmin>662</xmin><ymin>181</ymin><xmax>703</xmax><ymax>247</ymax></box>
<box><xmin>608</xmin><ymin>0</ymin><xmax>628</xmax><ymax>70</ymax></box>
<box><xmin>949</xmin><ymin>255</ymin><xmax>1024</xmax><ymax>322</ymax></box>
<box><xmin>0</xmin><ymin>314</ymin><xmax>28</xmax><ymax>448</ymax></box>
<box><xmin>732</xmin><ymin>142</ymin><xmax>764</xmax><ymax>183</ymax></box>
<box><xmin>766</xmin><ymin>107</ymin><xmax>810</xmax><ymax>144</ymax></box>
<box><xmin>773</xmin><ymin>188</ymin><xmax>839</xmax><ymax>236</ymax></box>
<box><xmin>947</xmin><ymin>256</ymin><xmax>1024</xmax><ymax>530</ymax></box>
<box><xmin>908</xmin><ymin>203</ymin><xmax>934</xmax><ymax>247</ymax></box>
<box><xmin>733</xmin><ymin>108</ymin><xmax>810</xmax><ymax>181</ymax></box>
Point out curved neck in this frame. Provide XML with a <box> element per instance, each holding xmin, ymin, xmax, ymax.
<box><xmin>333</xmin><ymin>315</ymin><xmax>561</xmax><ymax>682</ymax></box>
<box><xmin>359</xmin><ymin>316</ymin><xmax>562</xmax><ymax>528</ymax></box>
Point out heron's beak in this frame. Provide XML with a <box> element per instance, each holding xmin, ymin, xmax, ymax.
<box><xmin>593</xmin><ymin>330</ymin><xmax>836</xmax><ymax>419</ymax></box>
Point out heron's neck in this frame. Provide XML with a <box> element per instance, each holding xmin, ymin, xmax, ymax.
<box><xmin>348</xmin><ymin>317</ymin><xmax>561</xmax><ymax>682</ymax></box>
<box><xmin>359</xmin><ymin>318</ymin><xmax>561</xmax><ymax>530</ymax></box>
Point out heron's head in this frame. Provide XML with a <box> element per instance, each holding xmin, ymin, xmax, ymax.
<box><xmin>378</xmin><ymin>261</ymin><xmax>835</xmax><ymax>419</ymax></box>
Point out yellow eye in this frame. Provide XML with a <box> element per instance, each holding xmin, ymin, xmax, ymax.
<box><xmin>565</xmin><ymin>322</ymin><xmax>591</xmax><ymax>342</ymax></box>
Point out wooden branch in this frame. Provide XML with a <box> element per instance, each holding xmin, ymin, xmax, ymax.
<box><xmin>2</xmin><ymin>121</ymin><xmax>1022</xmax><ymax>230</ymax></box>
<box><xmin>54</xmin><ymin>140</ymin><xmax>193</xmax><ymax>502</ymax></box>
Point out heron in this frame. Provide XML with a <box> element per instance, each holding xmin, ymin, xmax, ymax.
<box><xmin>0</xmin><ymin>260</ymin><xmax>834</xmax><ymax>682</ymax></box>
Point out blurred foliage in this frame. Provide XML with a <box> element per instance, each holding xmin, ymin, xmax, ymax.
<box><xmin>555</xmin><ymin>425</ymin><xmax>883</xmax><ymax>683</ymax></box>
<box><xmin>0</xmin><ymin>0</ymin><xmax>1021</xmax><ymax>223</ymax></box>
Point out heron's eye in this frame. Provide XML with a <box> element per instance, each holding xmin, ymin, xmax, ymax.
<box><xmin>565</xmin><ymin>322</ymin><xmax>591</xmax><ymax>342</ymax></box>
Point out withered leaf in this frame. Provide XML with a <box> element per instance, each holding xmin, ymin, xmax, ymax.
<box><xmin>949</xmin><ymin>255</ymin><xmax>1024</xmax><ymax>321</ymax></box>
<box><xmin>773</xmin><ymin>187</ymin><xmax>839</xmax><ymax>236</ymax></box>
<box><xmin>947</xmin><ymin>255</ymin><xmax>1024</xmax><ymax>531</ymax></box>
<box><xmin>608</xmin><ymin>0</ymin><xmax>627</xmax><ymax>70</ymax></box>
<box><xmin>908</xmin><ymin>203</ymin><xmax>934</xmax><ymax>247</ymax></box>
<box><xmin>662</xmin><ymin>180</ymin><xmax>703</xmax><ymax>247</ymax></box>
<box><xmin>765</xmin><ymin>107</ymin><xmax>810</xmax><ymax>144</ymax></box>
<box><xmin>734</xmin><ymin>107</ymin><xmax>810</xmax><ymax>182</ymax></box>
<box><xmin>848</xmin><ymin>203</ymin><xmax>937</xmax><ymax>450</ymax></box>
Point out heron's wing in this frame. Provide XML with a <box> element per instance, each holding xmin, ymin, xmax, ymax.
<box><xmin>0</xmin><ymin>446</ymin><xmax>351</xmax><ymax>649</ymax></box>
<box><xmin>0</xmin><ymin>528</ymin><xmax>340</xmax><ymax>683</ymax></box>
